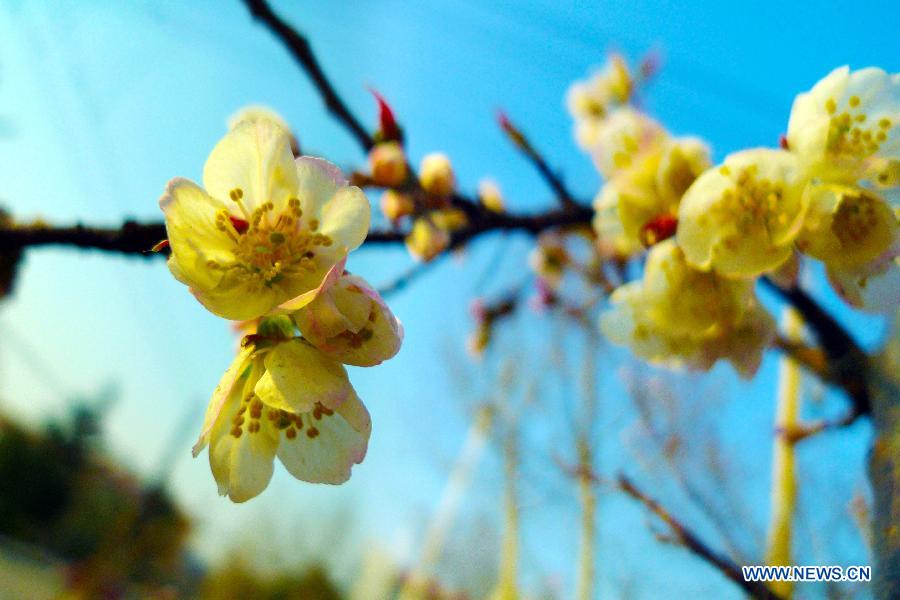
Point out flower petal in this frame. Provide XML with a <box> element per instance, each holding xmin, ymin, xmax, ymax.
<box><xmin>189</xmin><ymin>267</ymin><xmax>283</xmax><ymax>322</ymax></box>
<box><xmin>320</xmin><ymin>186</ymin><xmax>371</xmax><ymax>255</ymax></box>
<box><xmin>276</xmin><ymin>391</ymin><xmax>371</xmax><ymax>484</ymax></box>
<box><xmin>159</xmin><ymin>177</ymin><xmax>234</xmax><ymax>291</ymax></box>
<box><xmin>796</xmin><ymin>183</ymin><xmax>897</xmax><ymax>270</ymax></box>
<box><xmin>294</xmin><ymin>274</ymin><xmax>404</xmax><ymax>367</ymax></box>
<box><xmin>208</xmin><ymin>410</ymin><xmax>279</xmax><ymax>503</ymax></box>
<box><xmin>275</xmin><ymin>257</ymin><xmax>347</xmax><ymax>313</ymax></box>
<box><xmin>255</xmin><ymin>340</ymin><xmax>354</xmax><ymax>414</ymax></box>
<box><xmin>206</xmin><ymin>357</ymin><xmax>279</xmax><ymax>503</ymax></box>
<box><xmin>203</xmin><ymin>118</ymin><xmax>298</xmax><ymax>212</ymax></box>
<box><xmin>677</xmin><ymin>148</ymin><xmax>807</xmax><ymax>278</ymax></box>
<box><xmin>192</xmin><ymin>345</ymin><xmax>255</xmax><ymax>457</ymax></box>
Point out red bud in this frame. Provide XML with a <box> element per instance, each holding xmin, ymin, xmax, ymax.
<box><xmin>496</xmin><ymin>110</ymin><xmax>527</xmax><ymax>149</ymax></box>
<box><xmin>779</xmin><ymin>134</ymin><xmax>790</xmax><ymax>150</ymax></box>
<box><xmin>369</xmin><ymin>88</ymin><xmax>402</xmax><ymax>142</ymax></box>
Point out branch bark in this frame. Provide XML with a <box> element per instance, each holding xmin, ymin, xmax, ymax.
<box><xmin>241</xmin><ymin>0</ymin><xmax>375</xmax><ymax>152</ymax></box>
<box><xmin>762</xmin><ymin>277</ymin><xmax>870</xmax><ymax>419</ymax></box>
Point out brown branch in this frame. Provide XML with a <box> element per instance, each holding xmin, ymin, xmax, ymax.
<box><xmin>241</xmin><ymin>0</ymin><xmax>375</xmax><ymax>152</ymax></box>
<box><xmin>0</xmin><ymin>204</ymin><xmax>593</xmax><ymax>258</ymax></box>
<box><xmin>0</xmin><ymin>221</ymin><xmax>168</xmax><ymax>258</ymax></box>
<box><xmin>762</xmin><ymin>277</ymin><xmax>870</xmax><ymax>420</ymax></box>
<box><xmin>616</xmin><ymin>474</ymin><xmax>787</xmax><ymax>600</ymax></box>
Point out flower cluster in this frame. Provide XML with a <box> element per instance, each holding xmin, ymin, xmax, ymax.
<box><xmin>160</xmin><ymin>115</ymin><xmax>402</xmax><ymax>502</ymax></box>
<box><xmin>567</xmin><ymin>60</ymin><xmax>898</xmax><ymax>377</ymax></box>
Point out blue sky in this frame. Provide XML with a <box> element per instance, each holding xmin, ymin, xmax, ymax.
<box><xmin>0</xmin><ymin>0</ymin><xmax>897</xmax><ymax>596</ymax></box>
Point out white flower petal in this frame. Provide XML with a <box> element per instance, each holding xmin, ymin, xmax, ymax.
<box><xmin>159</xmin><ymin>178</ymin><xmax>235</xmax><ymax>291</ymax></box>
<box><xmin>192</xmin><ymin>345</ymin><xmax>255</xmax><ymax>457</ymax></box>
<box><xmin>320</xmin><ymin>186</ymin><xmax>371</xmax><ymax>255</ymax></box>
<box><xmin>276</xmin><ymin>392</ymin><xmax>371</xmax><ymax>484</ymax></box>
<box><xmin>203</xmin><ymin>119</ymin><xmax>299</xmax><ymax>212</ymax></box>
<box><xmin>255</xmin><ymin>340</ymin><xmax>354</xmax><ymax>414</ymax></box>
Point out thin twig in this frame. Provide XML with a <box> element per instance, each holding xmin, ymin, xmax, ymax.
<box><xmin>377</xmin><ymin>260</ymin><xmax>436</xmax><ymax>297</ymax></box>
<box><xmin>498</xmin><ymin>112</ymin><xmax>578</xmax><ymax>209</ymax></box>
<box><xmin>616</xmin><ymin>474</ymin><xmax>787</xmax><ymax>600</ymax></box>
<box><xmin>241</xmin><ymin>0</ymin><xmax>375</xmax><ymax>152</ymax></box>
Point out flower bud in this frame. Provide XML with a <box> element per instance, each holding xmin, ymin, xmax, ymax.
<box><xmin>380</xmin><ymin>189</ymin><xmax>415</xmax><ymax>223</ymax></box>
<box><xmin>478</xmin><ymin>179</ymin><xmax>506</xmax><ymax>213</ymax></box>
<box><xmin>369</xmin><ymin>141</ymin><xmax>408</xmax><ymax>187</ymax></box>
<box><xmin>419</xmin><ymin>153</ymin><xmax>456</xmax><ymax>198</ymax></box>
<box><xmin>406</xmin><ymin>217</ymin><xmax>450</xmax><ymax>262</ymax></box>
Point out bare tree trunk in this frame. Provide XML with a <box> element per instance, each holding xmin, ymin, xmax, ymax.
<box><xmin>869</xmin><ymin>332</ymin><xmax>898</xmax><ymax>599</ymax></box>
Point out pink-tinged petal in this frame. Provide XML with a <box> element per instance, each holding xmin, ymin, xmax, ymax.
<box><xmin>203</xmin><ymin>119</ymin><xmax>298</xmax><ymax>212</ymax></box>
<box><xmin>296</xmin><ymin>156</ymin><xmax>347</xmax><ymax>186</ymax></box>
<box><xmin>254</xmin><ymin>340</ymin><xmax>354</xmax><ymax>414</ymax></box>
<box><xmin>276</xmin><ymin>391</ymin><xmax>371</xmax><ymax>485</ymax></box>
<box><xmin>275</xmin><ymin>256</ymin><xmax>347</xmax><ymax>313</ymax></box>
<box><xmin>294</xmin><ymin>274</ymin><xmax>404</xmax><ymax>367</ymax></box>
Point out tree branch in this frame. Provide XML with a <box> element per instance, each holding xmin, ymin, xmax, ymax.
<box><xmin>241</xmin><ymin>0</ymin><xmax>375</xmax><ymax>152</ymax></box>
<box><xmin>0</xmin><ymin>204</ymin><xmax>593</xmax><ymax>259</ymax></box>
<box><xmin>762</xmin><ymin>277</ymin><xmax>870</xmax><ymax>419</ymax></box>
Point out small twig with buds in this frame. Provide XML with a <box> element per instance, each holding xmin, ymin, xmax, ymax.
<box><xmin>497</xmin><ymin>111</ymin><xmax>579</xmax><ymax>210</ymax></box>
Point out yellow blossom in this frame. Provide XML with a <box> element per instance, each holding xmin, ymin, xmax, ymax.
<box><xmin>228</xmin><ymin>105</ymin><xmax>299</xmax><ymax>155</ymax></box>
<box><xmin>567</xmin><ymin>54</ymin><xmax>632</xmax><ymax>120</ymax></box>
<box><xmin>419</xmin><ymin>153</ymin><xmax>456</xmax><ymax>198</ymax></box>
<box><xmin>787</xmin><ymin>66</ymin><xmax>899</xmax><ymax>186</ymax></box>
<box><xmin>600</xmin><ymin>241</ymin><xmax>772</xmax><ymax>378</ymax></box>
<box><xmin>587</xmin><ymin>107</ymin><xmax>667</xmax><ymax>179</ymax></box>
<box><xmin>638</xmin><ymin>240</ymin><xmax>754</xmax><ymax>337</ymax></box>
<box><xmin>593</xmin><ymin>183</ymin><xmax>644</xmax><ymax>257</ymax></box>
<box><xmin>567</xmin><ymin>54</ymin><xmax>634</xmax><ymax>150</ymax></box>
<box><xmin>593</xmin><ymin>136</ymin><xmax>710</xmax><ymax>253</ymax></box>
<box><xmin>192</xmin><ymin>318</ymin><xmax>371</xmax><ymax>502</ymax></box>
<box><xmin>406</xmin><ymin>217</ymin><xmax>450</xmax><ymax>262</ymax></box>
<box><xmin>160</xmin><ymin>118</ymin><xmax>370</xmax><ymax>320</ymax></box>
<box><xmin>677</xmin><ymin>148</ymin><xmax>808</xmax><ymax>278</ymax></box>
<box><xmin>369</xmin><ymin>141</ymin><xmax>408</xmax><ymax>187</ymax></box>
<box><xmin>795</xmin><ymin>183</ymin><xmax>898</xmax><ymax>269</ymax></box>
